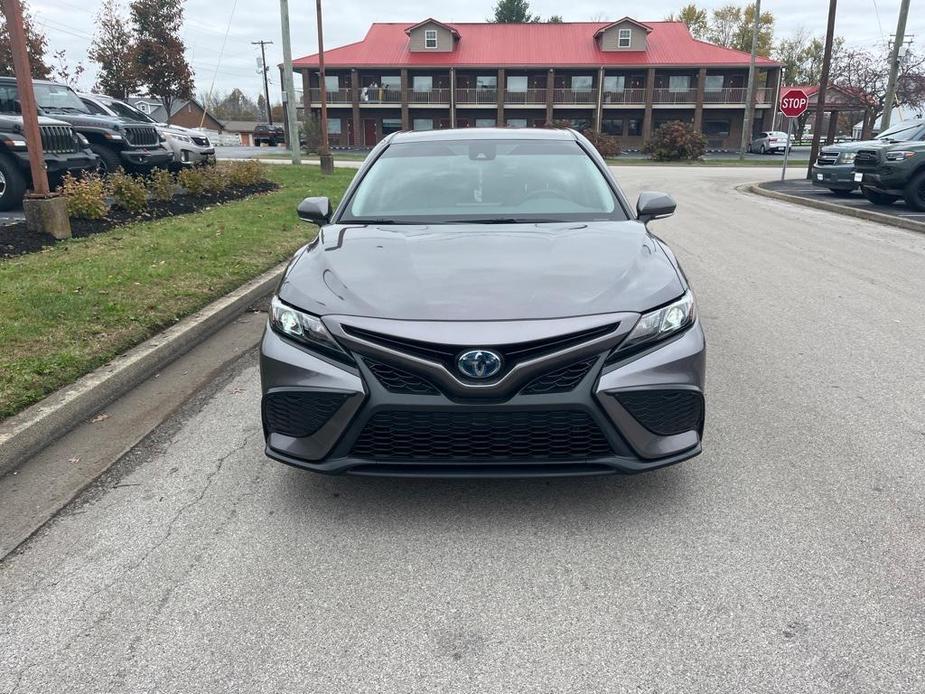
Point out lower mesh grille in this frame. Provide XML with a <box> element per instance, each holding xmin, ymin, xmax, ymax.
<box><xmin>352</xmin><ymin>410</ymin><xmax>612</xmax><ymax>461</ymax></box>
<box><xmin>364</xmin><ymin>358</ymin><xmax>440</xmax><ymax>395</ymax></box>
<box><xmin>263</xmin><ymin>391</ymin><xmax>349</xmax><ymax>438</ymax></box>
<box><xmin>615</xmin><ymin>390</ymin><xmax>703</xmax><ymax>436</ymax></box>
<box><xmin>520</xmin><ymin>358</ymin><xmax>597</xmax><ymax>394</ymax></box>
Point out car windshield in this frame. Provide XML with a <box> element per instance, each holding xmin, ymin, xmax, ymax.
<box><xmin>107</xmin><ymin>99</ymin><xmax>155</xmax><ymax>123</ymax></box>
<box><xmin>33</xmin><ymin>84</ymin><xmax>90</xmax><ymax>114</ymax></box>
<box><xmin>877</xmin><ymin>122</ymin><xmax>923</xmax><ymax>141</ymax></box>
<box><xmin>341</xmin><ymin>138</ymin><xmax>627</xmax><ymax>224</ymax></box>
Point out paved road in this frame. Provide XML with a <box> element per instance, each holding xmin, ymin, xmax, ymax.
<box><xmin>2</xmin><ymin>167</ymin><xmax>923</xmax><ymax>693</ymax></box>
<box><xmin>761</xmin><ymin>177</ymin><xmax>925</xmax><ymax>224</ymax></box>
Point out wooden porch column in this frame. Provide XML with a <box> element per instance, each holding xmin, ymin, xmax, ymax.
<box><xmin>826</xmin><ymin>109</ymin><xmax>839</xmax><ymax>144</ymax></box>
<box><xmin>594</xmin><ymin>66</ymin><xmax>605</xmax><ymax>133</ymax></box>
<box><xmin>301</xmin><ymin>69</ymin><xmax>311</xmax><ymax>117</ymax></box>
<box><xmin>350</xmin><ymin>68</ymin><xmax>360</xmax><ymax>147</ymax></box>
<box><xmin>545</xmin><ymin>68</ymin><xmax>555</xmax><ymax>124</ymax></box>
<box><xmin>642</xmin><ymin>67</ymin><xmax>656</xmax><ymax>142</ymax></box>
<box><xmin>497</xmin><ymin>68</ymin><xmax>505</xmax><ymax>125</ymax></box>
<box><xmin>693</xmin><ymin>67</ymin><xmax>707</xmax><ymax>132</ymax></box>
<box><xmin>449</xmin><ymin>68</ymin><xmax>457</xmax><ymax>128</ymax></box>
<box><xmin>400</xmin><ymin>68</ymin><xmax>410</xmax><ymax>130</ymax></box>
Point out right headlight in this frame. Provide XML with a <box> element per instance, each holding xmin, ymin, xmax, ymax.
<box><xmin>885</xmin><ymin>150</ymin><xmax>917</xmax><ymax>161</ymax></box>
<box><xmin>269</xmin><ymin>296</ymin><xmax>352</xmax><ymax>362</ymax></box>
<box><xmin>838</xmin><ymin>152</ymin><xmax>856</xmax><ymax>164</ymax></box>
<box><xmin>617</xmin><ymin>291</ymin><xmax>696</xmax><ymax>354</ymax></box>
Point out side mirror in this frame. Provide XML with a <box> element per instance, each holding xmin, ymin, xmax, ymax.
<box><xmin>297</xmin><ymin>196</ymin><xmax>331</xmax><ymax>225</ymax></box>
<box><xmin>636</xmin><ymin>191</ymin><xmax>677</xmax><ymax>223</ymax></box>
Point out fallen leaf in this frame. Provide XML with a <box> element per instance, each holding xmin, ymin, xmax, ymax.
<box><xmin>68</xmin><ymin>456</ymin><xmax>81</xmax><ymax>464</ymax></box>
<box><xmin>90</xmin><ymin>413</ymin><xmax>109</xmax><ymax>423</ymax></box>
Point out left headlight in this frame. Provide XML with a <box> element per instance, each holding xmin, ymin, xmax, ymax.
<box><xmin>75</xmin><ymin>133</ymin><xmax>89</xmax><ymax>148</ymax></box>
<box><xmin>885</xmin><ymin>150</ymin><xmax>917</xmax><ymax>161</ymax></box>
<box><xmin>839</xmin><ymin>152</ymin><xmax>856</xmax><ymax>164</ymax></box>
<box><xmin>270</xmin><ymin>296</ymin><xmax>352</xmax><ymax>361</ymax></box>
<box><xmin>617</xmin><ymin>291</ymin><xmax>696</xmax><ymax>354</ymax></box>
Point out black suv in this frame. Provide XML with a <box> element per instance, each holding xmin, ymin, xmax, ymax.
<box><xmin>853</xmin><ymin>141</ymin><xmax>925</xmax><ymax>210</ymax></box>
<box><xmin>0</xmin><ymin>77</ymin><xmax>172</xmax><ymax>174</ymax></box>
<box><xmin>254</xmin><ymin>123</ymin><xmax>284</xmax><ymax>146</ymax></box>
<box><xmin>0</xmin><ymin>112</ymin><xmax>97</xmax><ymax>210</ymax></box>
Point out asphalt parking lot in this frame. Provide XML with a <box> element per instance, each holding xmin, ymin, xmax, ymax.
<box><xmin>2</xmin><ymin>166</ymin><xmax>923</xmax><ymax>693</ymax></box>
<box><xmin>759</xmin><ymin>178</ymin><xmax>925</xmax><ymax>224</ymax></box>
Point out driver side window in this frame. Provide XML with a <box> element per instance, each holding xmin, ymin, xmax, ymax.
<box><xmin>80</xmin><ymin>98</ymin><xmax>108</xmax><ymax>116</ymax></box>
<box><xmin>0</xmin><ymin>85</ymin><xmax>19</xmax><ymax>113</ymax></box>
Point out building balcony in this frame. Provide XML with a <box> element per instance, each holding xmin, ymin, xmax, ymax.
<box><xmin>409</xmin><ymin>88</ymin><xmax>450</xmax><ymax>105</ymax></box>
<box><xmin>362</xmin><ymin>87</ymin><xmax>402</xmax><ymax>104</ymax></box>
<box><xmin>308</xmin><ymin>88</ymin><xmax>352</xmax><ymax>104</ymax></box>
<box><xmin>653</xmin><ymin>88</ymin><xmax>698</xmax><ymax>104</ymax></box>
<box><xmin>456</xmin><ymin>88</ymin><xmax>499</xmax><ymax>105</ymax></box>
<box><xmin>602</xmin><ymin>88</ymin><xmax>646</xmax><ymax>105</ymax></box>
<box><xmin>504</xmin><ymin>88</ymin><xmax>547</xmax><ymax>105</ymax></box>
<box><xmin>703</xmin><ymin>87</ymin><xmax>774</xmax><ymax>105</ymax></box>
<box><xmin>553</xmin><ymin>88</ymin><xmax>597</xmax><ymax>106</ymax></box>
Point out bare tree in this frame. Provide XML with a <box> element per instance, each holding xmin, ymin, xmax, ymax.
<box><xmin>51</xmin><ymin>49</ymin><xmax>85</xmax><ymax>88</ymax></box>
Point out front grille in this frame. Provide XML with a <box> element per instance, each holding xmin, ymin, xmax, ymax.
<box><xmin>263</xmin><ymin>391</ymin><xmax>350</xmax><ymax>438</ymax></box>
<box><xmin>816</xmin><ymin>151</ymin><xmax>839</xmax><ymax>166</ymax></box>
<box><xmin>364</xmin><ymin>358</ymin><xmax>440</xmax><ymax>395</ymax></box>
<box><xmin>351</xmin><ymin>410</ymin><xmax>613</xmax><ymax>461</ymax></box>
<box><xmin>39</xmin><ymin>125</ymin><xmax>78</xmax><ymax>154</ymax></box>
<box><xmin>615</xmin><ymin>390</ymin><xmax>704</xmax><ymax>436</ymax></box>
<box><xmin>520</xmin><ymin>358</ymin><xmax>598</xmax><ymax>395</ymax></box>
<box><xmin>123</xmin><ymin>125</ymin><xmax>159</xmax><ymax>147</ymax></box>
<box><xmin>344</xmin><ymin>323</ymin><xmax>619</xmax><ymax>379</ymax></box>
<box><xmin>854</xmin><ymin>149</ymin><xmax>880</xmax><ymax>168</ymax></box>
<box><xmin>191</xmin><ymin>135</ymin><xmax>210</xmax><ymax>147</ymax></box>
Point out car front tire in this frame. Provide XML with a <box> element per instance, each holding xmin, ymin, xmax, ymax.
<box><xmin>0</xmin><ymin>155</ymin><xmax>26</xmax><ymax>211</ymax></box>
<box><xmin>861</xmin><ymin>187</ymin><xmax>900</xmax><ymax>206</ymax></box>
<box><xmin>904</xmin><ymin>171</ymin><xmax>925</xmax><ymax>211</ymax></box>
<box><xmin>829</xmin><ymin>189</ymin><xmax>853</xmax><ymax>197</ymax></box>
<box><xmin>89</xmin><ymin>144</ymin><xmax>121</xmax><ymax>175</ymax></box>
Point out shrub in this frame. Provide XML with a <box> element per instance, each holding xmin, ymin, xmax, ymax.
<box><xmin>301</xmin><ymin>113</ymin><xmax>321</xmax><ymax>154</ymax></box>
<box><xmin>58</xmin><ymin>172</ymin><xmax>108</xmax><ymax>220</ymax></box>
<box><xmin>643</xmin><ymin>121</ymin><xmax>707</xmax><ymax>161</ymax></box>
<box><xmin>224</xmin><ymin>160</ymin><xmax>267</xmax><ymax>188</ymax></box>
<box><xmin>581</xmin><ymin>130</ymin><xmax>621</xmax><ymax>158</ymax></box>
<box><xmin>177</xmin><ymin>167</ymin><xmax>207</xmax><ymax>196</ymax></box>
<box><xmin>147</xmin><ymin>168</ymin><xmax>176</xmax><ymax>202</ymax></box>
<box><xmin>107</xmin><ymin>171</ymin><xmax>149</xmax><ymax>213</ymax></box>
<box><xmin>201</xmin><ymin>166</ymin><xmax>228</xmax><ymax>195</ymax></box>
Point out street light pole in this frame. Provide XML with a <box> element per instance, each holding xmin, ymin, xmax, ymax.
<box><xmin>314</xmin><ymin>0</ymin><xmax>334</xmax><ymax>174</ymax></box>
<box><xmin>880</xmin><ymin>0</ymin><xmax>911</xmax><ymax>132</ymax></box>
<box><xmin>738</xmin><ymin>0</ymin><xmax>761</xmax><ymax>161</ymax></box>
<box><xmin>278</xmin><ymin>0</ymin><xmax>301</xmax><ymax>165</ymax></box>
<box><xmin>807</xmin><ymin>0</ymin><xmax>838</xmax><ymax>178</ymax></box>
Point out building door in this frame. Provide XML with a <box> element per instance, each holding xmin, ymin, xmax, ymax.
<box><xmin>363</xmin><ymin>119</ymin><xmax>377</xmax><ymax>146</ymax></box>
<box><xmin>456</xmin><ymin>117</ymin><xmax>471</xmax><ymax>128</ymax></box>
<box><xmin>346</xmin><ymin>119</ymin><xmax>355</xmax><ymax>146</ymax></box>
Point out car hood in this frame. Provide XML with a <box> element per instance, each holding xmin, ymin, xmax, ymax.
<box><xmin>0</xmin><ymin>114</ymin><xmax>72</xmax><ymax>128</ymax></box>
<box><xmin>43</xmin><ymin>112</ymin><xmax>123</xmax><ymax>130</ymax></box>
<box><xmin>821</xmin><ymin>138</ymin><xmax>894</xmax><ymax>154</ymax></box>
<box><xmin>278</xmin><ymin>221</ymin><xmax>684</xmax><ymax>321</ymax></box>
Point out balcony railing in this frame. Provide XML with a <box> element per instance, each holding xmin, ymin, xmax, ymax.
<box><xmin>504</xmin><ymin>88</ymin><xmax>547</xmax><ymax>105</ymax></box>
<box><xmin>602</xmin><ymin>88</ymin><xmax>646</xmax><ymax>105</ymax></box>
<box><xmin>653</xmin><ymin>88</ymin><xmax>698</xmax><ymax>104</ymax></box>
<box><xmin>456</xmin><ymin>88</ymin><xmax>499</xmax><ymax>105</ymax></box>
<box><xmin>361</xmin><ymin>87</ymin><xmax>401</xmax><ymax>104</ymax></box>
<box><xmin>308</xmin><ymin>88</ymin><xmax>352</xmax><ymax>104</ymax></box>
<box><xmin>554</xmin><ymin>88</ymin><xmax>596</xmax><ymax>105</ymax></box>
<box><xmin>409</xmin><ymin>88</ymin><xmax>450</xmax><ymax>104</ymax></box>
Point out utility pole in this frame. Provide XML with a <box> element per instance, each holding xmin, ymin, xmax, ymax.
<box><xmin>278</xmin><ymin>0</ymin><xmax>301</xmax><ymax>165</ymax></box>
<box><xmin>739</xmin><ymin>0</ymin><xmax>761</xmax><ymax>160</ymax></box>
<box><xmin>252</xmin><ymin>40</ymin><xmax>274</xmax><ymax>125</ymax></box>
<box><xmin>314</xmin><ymin>0</ymin><xmax>334</xmax><ymax>174</ymax></box>
<box><xmin>807</xmin><ymin>0</ymin><xmax>837</xmax><ymax>178</ymax></box>
<box><xmin>880</xmin><ymin>0</ymin><xmax>911</xmax><ymax>132</ymax></box>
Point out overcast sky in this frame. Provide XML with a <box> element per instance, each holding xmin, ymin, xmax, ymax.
<box><xmin>31</xmin><ymin>0</ymin><xmax>922</xmax><ymax>101</ymax></box>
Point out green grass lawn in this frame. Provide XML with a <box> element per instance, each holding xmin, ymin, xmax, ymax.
<box><xmin>0</xmin><ymin>165</ymin><xmax>355</xmax><ymax>420</ymax></box>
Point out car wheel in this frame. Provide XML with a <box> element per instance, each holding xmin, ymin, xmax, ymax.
<box><xmin>828</xmin><ymin>189</ymin><xmax>853</xmax><ymax>197</ymax></box>
<box><xmin>89</xmin><ymin>144</ymin><xmax>121</xmax><ymax>175</ymax></box>
<box><xmin>759</xmin><ymin>144</ymin><xmax>767</xmax><ymax>154</ymax></box>
<box><xmin>0</xmin><ymin>155</ymin><xmax>26</xmax><ymax>212</ymax></box>
<box><xmin>861</xmin><ymin>187</ymin><xmax>900</xmax><ymax>206</ymax></box>
<box><xmin>904</xmin><ymin>170</ymin><xmax>925</xmax><ymax>211</ymax></box>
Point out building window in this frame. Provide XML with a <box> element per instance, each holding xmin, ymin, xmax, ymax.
<box><xmin>507</xmin><ymin>76</ymin><xmax>528</xmax><ymax>93</ymax></box>
<box><xmin>137</xmin><ymin>102</ymin><xmax>150</xmax><ymax>113</ymax></box>
<box><xmin>704</xmin><ymin>75</ymin><xmax>724</xmax><ymax>92</ymax></box>
<box><xmin>475</xmin><ymin>118</ymin><xmax>496</xmax><ymax>127</ymax></box>
<box><xmin>323</xmin><ymin>75</ymin><xmax>339</xmax><ymax>92</ymax></box>
<box><xmin>382</xmin><ymin>118</ymin><xmax>402</xmax><ymax>135</ymax></box>
<box><xmin>603</xmin><ymin>75</ymin><xmax>625</xmax><ymax>93</ymax></box>
<box><xmin>507</xmin><ymin>118</ymin><xmax>527</xmax><ymax>128</ymax></box>
<box><xmin>627</xmin><ymin>118</ymin><xmax>642</xmax><ymax>136</ymax></box>
<box><xmin>571</xmin><ymin>75</ymin><xmax>593</xmax><ymax>92</ymax></box>
<box><xmin>669</xmin><ymin>76</ymin><xmax>691</xmax><ymax>92</ymax></box>
<box><xmin>476</xmin><ymin>75</ymin><xmax>497</xmax><ymax>91</ymax></box>
<box><xmin>380</xmin><ymin>75</ymin><xmax>401</xmax><ymax>89</ymax></box>
<box><xmin>618</xmin><ymin>28</ymin><xmax>631</xmax><ymax>48</ymax></box>
<box><xmin>328</xmin><ymin>118</ymin><xmax>342</xmax><ymax>134</ymax></box>
<box><xmin>602</xmin><ymin>118</ymin><xmax>624</xmax><ymax>136</ymax></box>
<box><xmin>413</xmin><ymin>76</ymin><xmax>433</xmax><ymax>92</ymax></box>
<box><xmin>413</xmin><ymin>118</ymin><xmax>433</xmax><ymax>130</ymax></box>
<box><xmin>424</xmin><ymin>29</ymin><xmax>438</xmax><ymax>49</ymax></box>
<box><xmin>703</xmin><ymin>120</ymin><xmax>731</xmax><ymax>137</ymax></box>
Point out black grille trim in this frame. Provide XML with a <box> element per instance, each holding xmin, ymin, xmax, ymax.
<box><xmin>263</xmin><ymin>391</ymin><xmax>350</xmax><ymax>438</ymax></box>
<box><xmin>191</xmin><ymin>135</ymin><xmax>210</xmax><ymax>147</ymax></box>
<box><xmin>351</xmin><ymin>410</ymin><xmax>613</xmax><ymax>461</ymax></box>
<box><xmin>364</xmin><ymin>358</ymin><xmax>441</xmax><ymax>395</ymax></box>
<box><xmin>854</xmin><ymin>149</ymin><xmax>880</xmax><ymax>168</ymax></box>
<box><xmin>123</xmin><ymin>125</ymin><xmax>160</xmax><ymax>147</ymax></box>
<box><xmin>615</xmin><ymin>390</ymin><xmax>704</xmax><ymax>436</ymax></box>
<box><xmin>520</xmin><ymin>358</ymin><xmax>598</xmax><ymax>395</ymax></box>
<box><xmin>40</xmin><ymin>125</ymin><xmax>78</xmax><ymax>154</ymax></box>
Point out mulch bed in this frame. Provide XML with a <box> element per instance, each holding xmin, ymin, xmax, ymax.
<box><xmin>0</xmin><ymin>181</ymin><xmax>279</xmax><ymax>259</ymax></box>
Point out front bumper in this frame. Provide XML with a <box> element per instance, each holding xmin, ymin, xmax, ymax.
<box><xmin>120</xmin><ymin>147</ymin><xmax>173</xmax><ymax>169</ymax></box>
<box><xmin>812</xmin><ymin>164</ymin><xmax>857</xmax><ymax>190</ymax></box>
<box><xmin>856</xmin><ymin>168</ymin><xmax>907</xmax><ymax>194</ymax></box>
<box><xmin>259</xmin><ymin>316</ymin><xmax>706</xmax><ymax>478</ymax></box>
<box><xmin>12</xmin><ymin>149</ymin><xmax>98</xmax><ymax>177</ymax></box>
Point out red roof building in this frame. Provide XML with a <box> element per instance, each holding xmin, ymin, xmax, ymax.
<box><xmin>292</xmin><ymin>19</ymin><xmax>782</xmax><ymax>149</ymax></box>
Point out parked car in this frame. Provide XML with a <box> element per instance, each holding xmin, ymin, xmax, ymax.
<box><xmin>0</xmin><ymin>113</ymin><xmax>98</xmax><ymax>210</ymax></box>
<box><xmin>0</xmin><ymin>77</ymin><xmax>172</xmax><ymax>175</ymax></box>
<box><xmin>811</xmin><ymin>119</ymin><xmax>925</xmax><ymax>196</ymax></box>
<box><xmin>260</xmin><ymin>128</ymin><xmax>705</xmax><ymax>477</ymax></box>
<box><xmin>852</xmin><ymin>140</ymin><xmax>925</xmax><ymax>209</ymax></box>
<box><xmin>749</xmin><ymin>131</ymin><xmax>791</xmax><ymax>154</ymax></box>
<box><xmin>253</xmin><ymin>123</ymin><xmax>285</xmax><ymax>146</ymax></box>
<box><xmin>78</xmin><ymin>93</ymin><xmax>215</xmax><ymax>171</ymax></box>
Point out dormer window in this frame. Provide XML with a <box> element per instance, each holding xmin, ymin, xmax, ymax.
<box><xmin>425</xmin><ymin>29</ymin><xmax>437</xmax><ymax>49</ymax></box>
<box><xmin>618</xmin><ymin>28</ymin><xmax>631</xmax><ymax>48</ymax></box>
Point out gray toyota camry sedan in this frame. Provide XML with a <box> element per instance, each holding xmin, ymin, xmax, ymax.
<box><xmin>260</xmin><ymin>128</ymin><xmax>705</xmax><ymax>477</ymax></box>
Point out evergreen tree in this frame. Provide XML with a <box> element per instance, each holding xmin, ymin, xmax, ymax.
<box><xmin>130</xmin><ymin>0</ymin><xmax>194</xmax><ymax>119</ymax></box>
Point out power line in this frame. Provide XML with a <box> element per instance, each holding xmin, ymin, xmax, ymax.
<box><xmin>200</xmin><ymin>0</ymin><xmax>239</xmax><ymax>126</ymax></box>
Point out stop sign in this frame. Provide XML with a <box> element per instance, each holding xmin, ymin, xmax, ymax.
<box><xmin>780</xmin><ymin>88</ymin><xmax>809</xmax><ymax>118</ymax></box>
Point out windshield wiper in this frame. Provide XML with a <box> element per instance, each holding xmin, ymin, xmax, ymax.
<box><xmin>467</xmin><ymin>218</ymin><xmax>565</xmax><ymax>224</ymax></box>
<box><xmin>340</xmin><ymin>218</ymin><xmax>402</xmax><ymax>225</ymax></box>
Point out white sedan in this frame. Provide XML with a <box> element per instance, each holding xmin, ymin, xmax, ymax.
<box><xmin>749</xmin><ymin>131</ymin><xmax>791</xmax><ymax>154</ymax></box>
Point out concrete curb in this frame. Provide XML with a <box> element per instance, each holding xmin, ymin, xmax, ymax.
<box><xmin>0</xmin><ymin>262</ymin><xmax>286</xmax><ymax>477</ymax></box>
<box><xmin>742</xmin><ymin>183</ymin><xmax>925</xmax><ymax>235</ymax></box>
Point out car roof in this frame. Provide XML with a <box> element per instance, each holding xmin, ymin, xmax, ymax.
<box><xmin>388</xmin><ymin>127</ymin><xmax>578</xmax><ymax>144</ymax></box>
